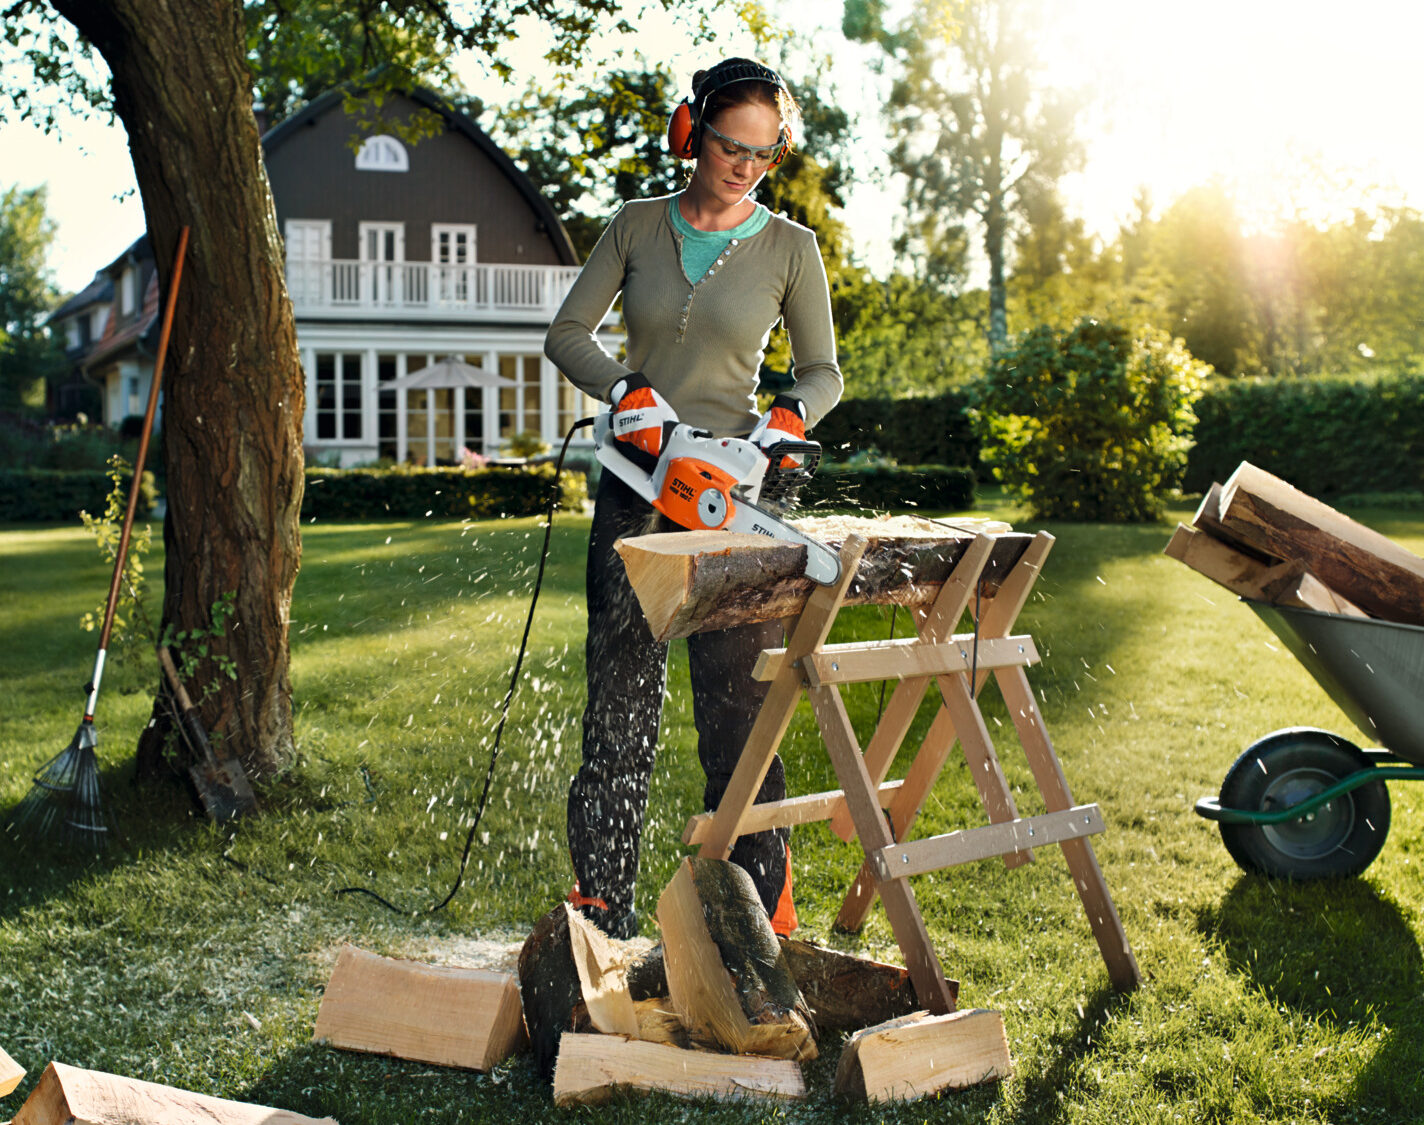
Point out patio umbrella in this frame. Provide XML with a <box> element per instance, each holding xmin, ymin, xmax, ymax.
<box><xmin>389</xmin><ymin>356</ymin><xmax>518</xmax><ymax>390</ymax></box>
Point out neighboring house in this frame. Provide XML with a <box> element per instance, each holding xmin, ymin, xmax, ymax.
<box><xmin>46</xmin><ymin>264</ymin><xmax>118</xmax><ymax>421</ymax></box>
<box><xmin>51</xmin><ymin>87</ymin><xmax>613</xmax><ymax>464</ymax></box>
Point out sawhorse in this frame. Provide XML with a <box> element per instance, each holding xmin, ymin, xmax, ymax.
<box><xmin>683</xmin><ymin>531</ymin><xmax>1141</xmax><ymax>1012</ymax></box>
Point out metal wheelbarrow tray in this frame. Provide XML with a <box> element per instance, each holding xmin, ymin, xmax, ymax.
<box><xmin>1195</xmin><ymin>601</ymin><xmax>1424</xmax><ymax>878</ymax></box>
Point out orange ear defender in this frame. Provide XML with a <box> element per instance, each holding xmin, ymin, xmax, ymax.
<box><xmin>666</xmin><ymin>99</ymin><xmax>697</xmax><ymax>160</ymax></box>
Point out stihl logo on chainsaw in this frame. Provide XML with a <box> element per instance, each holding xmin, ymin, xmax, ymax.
<box><xmin>750</xmin><ymin>522</ymin><xmax>776</xmax><ymax>537</ymax></box>
<box><xmin>669</xmin><ymin>477</ymin><xmax>697</xmax><ymax>502</ymax></box>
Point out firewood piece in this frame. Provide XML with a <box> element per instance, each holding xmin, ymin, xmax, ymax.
<box><xmin>312</xmin><ymin>944</ymin><xmax>525</xmax><ymax>1072</ymax></box>
<box><xmin>778</xmin><ymin>938</ymin><xmax>930</xmax><ymax>1033</ymax></box>
<box><xmin>11</xmin><ymin>1061</ymin><xmax>337</xmax><ymax>1125</ymax></box>
<box><xmin>1259</xmin><ymin>560</ymin><xmax>1369</xmax><ymax>617</ymax></box>
<box><xmin>1</xmin><ymin>1044</ymin><xmax>22</xmax><ymax>1097</ymax></box>
<box><xmin>566</xmin><ymin>904</ymin><xmax>639</xmax><ymax>1037</ymax></box>
<box><xmin>552</xmin><ymin>1033</ymin><xmax>806</xmax><ymax>1107</ymax></box>
<box><xmin>1191</xmin><ymin>482</ymin><xmax>1274</xmax><ymax>561</ymax></box>
<box><xmin>1214</xmin><ymin>461</ymin><xmax>1424</xmax><ymax>625</ymax></box>
<box><xmin>615</xmin><ymin>516</ymin><xmax>1032</xmax><ymax>641</ymax></box>
<box><xmin>834</xmin><ymin>1009</ymin><xmax>1010</xmax><ymax>1103</ymax></box>
<box><xmin>656</xmin><ymin>857</ymin><xmax>817</xmax><ymax>1060</ymax></box>
<box><xmin>1164</xmin><ymin>523</ymin><xmax>1289</xmax><ymax>599</ymax></box>
<box><xmin>632</xmin><ymin>998</ymin><xmax>691</xmax><ymax>1048</ymax></box>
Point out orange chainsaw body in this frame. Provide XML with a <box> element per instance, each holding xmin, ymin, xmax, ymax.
<box><xmin>652</xmin><ymin>456</ymin><xmax>740</xmax><ymax>530</ymax></box>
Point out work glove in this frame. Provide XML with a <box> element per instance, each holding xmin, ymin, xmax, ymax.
<box><xmin>749</xmin><ymin>394</ymin><xmax>807</xmax><ymax>469</ymax></box>
<box><xmin>609</xmin><ymin>373</ymin><xmax>677</xmax><ymax>470</ymax></box>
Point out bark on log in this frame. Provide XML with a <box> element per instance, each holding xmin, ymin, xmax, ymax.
<box><xmin>1215</xmin><ymin>462</ymin><xmax>1424</xmax><ymax>625</ymax></box>
<box><xmin>656</xmin><ymin>858</ymin><xmax>817</xmax><ymax>1060</ymax></box>
<box><xmin>12</xmin><ymin>1061</ymin><xmax>336</xmax><ymax>1125</ymax></box>
<box><xmin>834</xmin><ymin>1009</ymin><xmax>1010</xmax><ymax>1103</ymax></box>
<box><xmin>778</xmin><ymin>939</ymin><xmax>925</xmax><ymax>1033</ymax></box>
<box><xmin>552</xmin><ymin>1033</ymin><xmax>805</xmax><ymax>1107</ymax></box>
<box><xmin>616</xmin><ymin>515</ymin><xmax>1031</xmax><ymax>641</ymax></box>
<box><xmin>312</xmin><ymin>944</ymin><xmax>525</xmax><ymax>1072</ymax></box>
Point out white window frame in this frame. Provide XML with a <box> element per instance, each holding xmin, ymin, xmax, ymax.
<box><xmin>431</xmin><ymin>224</ymin><xmax>477</xmax><ymax>305</ymax></box>
<box><xmin>359</xmin><ymin>222</ymin><xmax>406</xmax><ymax>307</ymax></box>
<box><xmin>355</xmin><ymin>134</ymin><xmax>409</xmax><ymax>172</ymax></box>
<box><xmin>119</xmin><ymin>267</ymin><xmax>136</xmax><ymax>315</ymax></box>
<box><xmin>284</xmin><ymin>219</ymin><xmax>332</xmax><ymax>306</ymax></box>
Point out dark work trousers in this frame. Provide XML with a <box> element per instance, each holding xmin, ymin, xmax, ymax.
<box><xmin>567</xmin><ymin>470</ymin><xmax>789</xmax><ymax>922</ymax></box>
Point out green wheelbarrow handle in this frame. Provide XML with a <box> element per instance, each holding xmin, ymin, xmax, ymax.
<box><xmin>1196</xmin><ymin>766</ymin><xmax>1424</xmax><ymax>825</ymax></box>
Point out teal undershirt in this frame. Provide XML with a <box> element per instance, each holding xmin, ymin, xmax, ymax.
<box><xmin>668</xmin><ymin>194</ymin><xmax>771</xmax><ymax>284</ymax></box>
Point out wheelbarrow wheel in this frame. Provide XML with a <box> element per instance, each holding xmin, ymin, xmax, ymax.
<box><xmin>1218</xmin><ymin>727</ymin><xmax>1390</xmax><ymax>879</ymax></box>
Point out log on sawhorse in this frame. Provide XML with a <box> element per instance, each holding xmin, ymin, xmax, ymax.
<box><xmin>637</xmin><ymin>527</ymin><xmax>1142</xmax><ymax>1014</ymax></box>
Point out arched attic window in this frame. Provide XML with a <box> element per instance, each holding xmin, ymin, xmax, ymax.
<box><xmin>355</xmin><ymin>134</ymin><xmax>409</xmax><ymax>172</ymax></box>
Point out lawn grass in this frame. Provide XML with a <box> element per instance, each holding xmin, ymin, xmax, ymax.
<box><xmin>2</xmin><ymin>496</ymin><xmax>1423</xmax><ymax>1124</ymax></box>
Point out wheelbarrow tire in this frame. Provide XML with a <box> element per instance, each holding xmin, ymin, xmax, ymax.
<box><xmin>1218</xmin><ymin>727</ymin><xmax>1390</xmax><ymax>879</ymax></box>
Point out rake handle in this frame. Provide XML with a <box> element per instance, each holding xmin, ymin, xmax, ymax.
<box><xmin>97</xmin><ymin>226</ymin><xmax>189</xmax><ymax>653</ymax></box>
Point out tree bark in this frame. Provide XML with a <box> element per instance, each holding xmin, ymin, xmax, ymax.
<box><xmin>52</xmin><ymin>0</ymin><xmax>304</xmax><ymax>778</ymax></box>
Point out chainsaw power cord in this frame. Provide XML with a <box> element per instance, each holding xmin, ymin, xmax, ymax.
<box><xmin>336</xmin><ymin>416</ymin><xmax>597</xmax><ymax>916</ymax></box>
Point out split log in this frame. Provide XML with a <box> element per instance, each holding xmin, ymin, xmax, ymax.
<box><xmin>834</xmin><ymin>1009</ymin><xmax>1010</xmax><ymax>1103</ymax></box>
<box><xmin>312</xmin><ymin>944</ymin><xmax>525</xmax><ymax>1072</ymax></box>
<box><xmin>656</xmin><ymin>857</ymin><xmax>817</xmax><ymax>1060</ymax></box>
<box><xmin>778</xmin><ymin>938</ymin><xmax>926</xmax><ymax>1033</ymax></box>
<box><xmin>11</xmin><ymin>1061</ymin><xmax>337</xmax><ymax>1125</ymax></box>
<box><xmin>1165</xmin><ymin>524</ymin><xmax>1366</xmax><ymax>615</ymax></box>
<box><xmin>518</xmin><ymin>903</ymin><xmax>654</xmax><ymax>1081</ymax></box>
<box><xmin>1</xmin><ymin>1044</ymin><xmax>22</xmax><ymax>1097</ymax></box>
<box><xmin>618</xmin><ymin>938</ymin><xmax>941</xmax><ymax>1034</ymax></box>
<box><xmin>1214</xmin><ymin>461</ymin><xmax>1424</xmax><ymax>625</ymax></box>
<box><xmin>615</xmin><ymin>515</ymin><xmax>1031</xmax><ymax>641</ymax></box>
<box><xmin>552</xmin><ymin>1033</ymin><xmax>805</xmax><ymax>1107</ymax></box>
<box><xmin>631</xmin><ymin>998</ymin><xmax>692</xmax><ymax>1048</ymax></box>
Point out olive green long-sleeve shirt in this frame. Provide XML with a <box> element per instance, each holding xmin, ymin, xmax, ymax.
<box><xmin>544</xmin><ymin>195</ymin><xmax>843</xmax><ymax>436</ymax></box>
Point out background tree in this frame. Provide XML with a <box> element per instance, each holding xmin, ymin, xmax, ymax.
<box><xmin>0</xmin><ymin>0</ymin><xmax>731</xmax><ymax>782</ymax></box>
<box><xmin>848</xmin><ymin>0</ymin><xmax>1083</xmax><ymax>350</ymax></box>
<box><xmin>0</xmin><ymin>183</ymin><xmax>65</xmax><ymax>413</ymax></box>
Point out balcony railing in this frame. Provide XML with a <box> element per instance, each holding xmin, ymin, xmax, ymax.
<box><xmin>286</xmin><ymin>259</ymin><xmax>586</xmax><ymax>321</ymax></box>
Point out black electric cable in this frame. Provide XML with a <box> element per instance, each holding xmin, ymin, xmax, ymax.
<box><xmin>336</xmin><ymin>416</ymin><xmax>597</xmax><ymax>915</ymax></box>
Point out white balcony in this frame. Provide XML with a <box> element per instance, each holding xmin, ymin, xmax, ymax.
<box><xmin>286</xmin><ymin>259</ymin><xmax>586</xmax><ymax>322</ymax></box>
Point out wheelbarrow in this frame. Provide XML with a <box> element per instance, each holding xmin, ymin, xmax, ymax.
<box><xmin>1195</xmin><ymin>600</ymin><xmax>1424</xmax><ymax>878</ymax></box>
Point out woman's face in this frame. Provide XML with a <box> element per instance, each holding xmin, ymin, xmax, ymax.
<box><xmin>693</xmin><ymin>99</ymin><xmax>784</xmax><ymax>207</ymax></box>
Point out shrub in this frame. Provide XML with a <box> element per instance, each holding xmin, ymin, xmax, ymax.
<box><xmin>0</xmin><ymin>467</ymin><xmax>157</xmax><ymax>521</ymax></box>
<box><xmin>970</xmin><ymin>319</ymin><xmax>1208</xmax><ymax>522</ymax></box>
<box><xmin>301</xmin><ymin>463</ymin><xmax>587</xmax><ymax>521</ymax></box>
<box><xmin>800</xmin><ymin>464</ymin><xmax>975</xmax><ymax>513</ymax></box>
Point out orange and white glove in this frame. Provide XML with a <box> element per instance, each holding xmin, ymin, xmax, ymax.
<box><xmin>749</xmin><ymin>395</ymin><xmax>807</xmax><ymax>469</ymax></box>
<box><xmin>609</xmin><ymin>373</ymin><xmax>677</xmax><ymax>470</ymax></box>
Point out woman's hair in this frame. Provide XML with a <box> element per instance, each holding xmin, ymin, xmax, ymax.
<box><xmin>694</xmin><ymin>59</ymin><xmax>802</xmax><ymax>149</ymax></box>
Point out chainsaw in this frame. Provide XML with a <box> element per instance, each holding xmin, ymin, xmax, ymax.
<box><xmin>593</xmin><ymin>411</ymin><xmax>842</xmax><ymax>586</ymax></box>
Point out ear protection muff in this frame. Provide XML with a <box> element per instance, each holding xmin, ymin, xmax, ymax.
<box><xmin>665</xmin><ymin>59</ymin><xmax>791</xmax><ymax>164</ymax></box>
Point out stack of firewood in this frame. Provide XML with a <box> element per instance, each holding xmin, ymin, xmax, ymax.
<box><xmin>1166</xmin><ymin>462</ymin><xmax>1424</xmax><ymax>624</ymax></box>
<box><xmin>519</xmin><ymin>857</ymin><xmax>1009</xmax><ymax>1106</ymax></box>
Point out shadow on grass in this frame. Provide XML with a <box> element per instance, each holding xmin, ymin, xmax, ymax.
<box><xmin>0</xmin><ymin>755</ymin><xmax>206</xmax><ymax>920</ymax></box>
<box><xmin>1200</xmin><ymin>874</ymin><xmax>1424</xmax><ymax>1119</ymax></box>
<box><xmin>1008</xmin><ymin>983</ymin><xmax>1128</xmax><ymax>1125</ymax></box>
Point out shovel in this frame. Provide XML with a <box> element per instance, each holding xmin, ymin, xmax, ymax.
<box><xmin>156</xmin><ymin>646</ymin><xmax>259</xmax><ymax>821</ymax></box>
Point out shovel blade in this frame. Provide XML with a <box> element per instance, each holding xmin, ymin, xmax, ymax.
<box><xmin>189</xmin><ymin>758</ymin><xmax>259</xmax><ymax>822</ymax></box>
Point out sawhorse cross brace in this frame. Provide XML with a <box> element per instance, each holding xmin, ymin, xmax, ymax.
<box><xmin>683</xmin><ymin>532</ymin><xmax>1142</xmax><ymax>1013</ymax></box>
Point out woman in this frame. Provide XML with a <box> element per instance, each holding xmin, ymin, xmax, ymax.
<box><xmin>545</xmin><ymin>57</ymin><xmax>842</xmax><ymax>939</ymax></box>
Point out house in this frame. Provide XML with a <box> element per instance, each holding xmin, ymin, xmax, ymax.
<box><xmin>50</xmin><ymin>86</ymin><xmax>613</xmax><ymax>464</ymax></box>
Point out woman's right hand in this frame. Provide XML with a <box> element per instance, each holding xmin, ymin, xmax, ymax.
<box><xmin>609</xmin><ymin>373</ymin><xmax>678</xmax><ymax>466</ymax></box>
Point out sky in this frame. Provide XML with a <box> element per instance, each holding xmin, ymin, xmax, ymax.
<box><xmin>3</xmin><ymin>0</ymin><xmax>1423</xmax><ymax>295</ymax></box>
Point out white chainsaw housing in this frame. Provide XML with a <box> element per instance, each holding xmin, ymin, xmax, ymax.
<box><xmin>594</xmin><ymin>412</ymin><xmax>842</xmax><ymax>585</ymax></box>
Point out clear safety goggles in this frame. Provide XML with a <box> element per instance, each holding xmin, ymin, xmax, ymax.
<box><xmin>702</xmin><ymin>119</ymin><xmax>785</xmax><ymax>167</ymax></box>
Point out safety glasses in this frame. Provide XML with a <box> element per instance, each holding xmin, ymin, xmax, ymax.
<box><xmin>702</xmin><ymin>119</ymin><xmax>785</xmax><ymax>167</ymax></box>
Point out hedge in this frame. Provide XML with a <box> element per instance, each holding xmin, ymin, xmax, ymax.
<box><xmin>1184</xmin><ymin>374</ymin><xmax>1424</xmax><ymax>495</ymax></box>
<box><xmin>818</xmin><ymin>374</ymin><xmax>1424</xmax><ymax>500</ymax></box>
<box><xmin>799</xmin><ymin>464</ymin><xmax>975</xmax><ymax>513</ymax></box>
<box><xmin>302</xmin><ymin>463</ymin><xmax>587</xmax><ymax>521</ymax></box>
<box><xmin>0</xmin><ymin>468</ymin><xmax>157</xmax><ymax>522</ymax></box>
<box><xmin>811</xmin><ymin>389</ymin><xmax>981</xmax><ymax>470</ymax></box>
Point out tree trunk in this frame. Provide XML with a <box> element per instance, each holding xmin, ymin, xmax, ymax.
<box><xmin>52</xmin><ymin>0</ymin><xmax>304</xmax><ymax>778</ymax></box>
